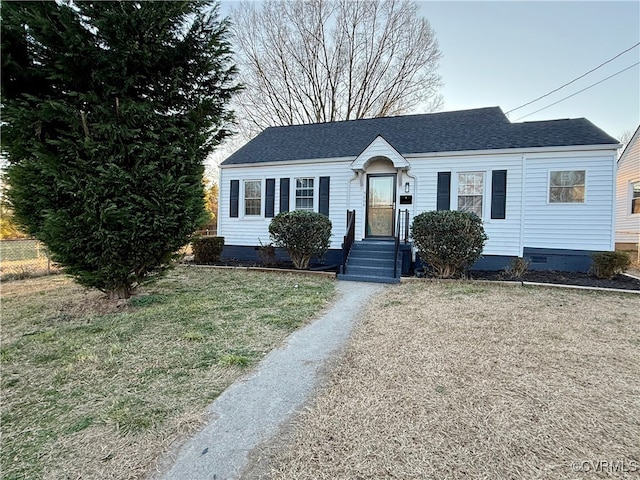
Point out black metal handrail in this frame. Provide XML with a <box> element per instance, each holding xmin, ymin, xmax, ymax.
<box><xmin>403</xmin><ymin>209</ymin><xmax>410</xmax><ymax>244</ymax></box>
<box><xmin>342</xmin><ymin>210</ymin><xmax>356</xmax><ymax>274</ymax></box>
<box><xmin>394</xmin><ymin>209</ymin><xmax>401</xmax><ymax>278</ymax></box>
<box><xmin>394</xmin><ymin>209</ymin><xmax>410</xmax><ymax>278</ymax></box>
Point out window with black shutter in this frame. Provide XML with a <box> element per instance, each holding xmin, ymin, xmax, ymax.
<box><xmin>279</xmin><ymin>178</ymin><xmax>290</xmax><ymax>213</ymax></box>
<box><xmin>437</xmin><ymin>172</ymin><xmax>451</xmax><ymax>211</ymax></box>
<box><xmin>491</xmin><ymin>170</ymin><xmax>507</xmax><ymax>219</ymax></box>
<box><xmin>229</xmin><ymin>179</ymin><xmax>239</xmax><ymax>218</ymax></box>
<box><xmin>319</xmin><ymin>176</ymin><xmax>330</xmax><ymax>216</ymax></box>
<box><xmin>265</xmin><ymin>178</ymin><xmax>275</xmax><ymax>217</ymax></box>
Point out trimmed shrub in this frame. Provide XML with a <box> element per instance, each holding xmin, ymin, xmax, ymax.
<box><xmin>411</xmin><ymin>210</ymin><xmax>487</xmax><ymax>278</ymax></box>
<box><xmin>192</xmin><ymin>237</ymin><xmax>224</xmax><ymax>264</ymax></box>
<box><xmin>590</xmin><ymin>251</ymin><xmax>631</xmax><ymax>279</ymax></box>
<box><xmin>269</xmin><ymin>211</ymin><xmax>332</xmax><ymax>269</ymax></box>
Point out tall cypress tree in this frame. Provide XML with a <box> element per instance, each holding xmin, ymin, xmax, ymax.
<box><xmin>1</xmin><ymin>1</ymin><xmax>239</xmax><ymax>298</ymax></box>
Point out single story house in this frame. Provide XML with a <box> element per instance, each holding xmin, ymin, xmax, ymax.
<box><xmin>615</xmin><ymin>124</ymin><xmax>640</xmax><ymax>261</ymax></box>
<box><xmin>217</xmin><ymin>107</ymin><xmax>620</xmax><ymax>283</ymax></box>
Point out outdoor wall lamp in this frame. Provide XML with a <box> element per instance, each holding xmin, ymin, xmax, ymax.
<box><xmin>404</xmin><ymin>182</ymin><xmax>410</xmax><ymax>193</ymax></box>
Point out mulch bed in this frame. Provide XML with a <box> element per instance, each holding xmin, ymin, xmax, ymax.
<box><xmin>191</xmin><ymin>259</ymin><xmax>640</xmax><ymax>291</ymax></box>
<box><xmin>467</xmin><ymin>269</ymin><xmax>640</xmax><ymax>291</ymax></box>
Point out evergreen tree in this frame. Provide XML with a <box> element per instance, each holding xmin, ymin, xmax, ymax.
<box><xmin>1</xmin><ymin>1</ymin><xmax>239</xmax><ymax>298</ymax></box>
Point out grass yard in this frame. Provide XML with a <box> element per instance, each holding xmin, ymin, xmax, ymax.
<box><xmin>0</xmin><ymin>267</ymin><xmax>335</xmax><ymax>480</ymax></box>
<box><xmin>261</xmin><ymin>282</ymin><xmax>640</xmax><ymax>480</ymax></box>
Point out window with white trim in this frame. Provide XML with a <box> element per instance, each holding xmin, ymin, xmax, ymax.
<box><xmin>295</xmin><ymin>178</ymin><xmax>314</xmax><ymax>211</ymax></box>
<box><xmin>457</xmin><ymin>172</ymin><xmax>484</xmax><ymax>217</ymax></box>
<box><xmin>632</xmin><ymin>181</ymin><xmax>640</xmax><ymax>214</ymax></box>
<box><xmin>244</xmin><ymin>180</ymin><xmax>261</xmax><ymax>216</ymax></box>
<box><xmin>549</xmin><ymin>170</ymin><xmax>585</xmax><ymax>203</ymax></box>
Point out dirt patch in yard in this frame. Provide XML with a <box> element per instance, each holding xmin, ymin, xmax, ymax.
<box><xmin>248</xmin><ymin>283</ymin><xmax>640</xmax><ymax>479</ymax></box>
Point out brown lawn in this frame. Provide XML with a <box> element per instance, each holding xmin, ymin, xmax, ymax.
<box><xmin>250</xmin><ymin>282</ymin><xmax>640</xmax><ymax>480</ymax></box>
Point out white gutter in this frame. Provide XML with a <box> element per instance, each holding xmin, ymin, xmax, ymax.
<box><xmin>402</xmin><ymin>143</ymin><xmax>622</xmax><ymax>159</ymax></box>
<box><xmin>220</xmin><ymin>144</ymin><xmax>621</xmax><ymax>168</ymax></box>
<box><xmin>519</xmin><ymin>154</ymin><xmax>527</xmax><ymax>257</ymax></box>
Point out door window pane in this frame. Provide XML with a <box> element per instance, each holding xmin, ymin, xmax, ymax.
<box><xmin>367</xmin><ymin>176</ymin><xmax>395</xmax><ymax>236</ymax></box>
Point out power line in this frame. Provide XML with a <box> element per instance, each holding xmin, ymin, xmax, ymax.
<box><xmin>506</xmin><ymin>42</ymin><xmax>640</xmax><ymax>115</ymax></box>
<box><xmin>513</xmin><ymin>62</ymin><xmax>640</xmax><ymax>122</ymax></box>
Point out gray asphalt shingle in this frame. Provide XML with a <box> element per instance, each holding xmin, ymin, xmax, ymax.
<box><xmin>221</xmin><ymin>107</ymin><xmax>619</xmax><ymax>166</ymax></box>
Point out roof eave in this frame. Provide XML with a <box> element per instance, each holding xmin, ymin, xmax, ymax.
<box><xmin>403</xmin><ymin>143</ymin><xmax>621</xmax><ymax>159</ymax></box>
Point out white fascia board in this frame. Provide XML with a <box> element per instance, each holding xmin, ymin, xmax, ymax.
<box><xmin>350</xmin><ymin>135</ymin><xmax>409</xmax><ymax>170</ymax></box>
<box><xmin>219</xmin><ymin>156</ymin><xmax>355</xmax><ymax>169</ymax></box>
<box><xmin>403</xmin><ymin>144</ymin><xmax>621</xmax><ymax>159</ymax></box>
<box><xmin>220</xmin><ymin>144</ymin><xmax>620</xmax><ymax>168</ymax></box>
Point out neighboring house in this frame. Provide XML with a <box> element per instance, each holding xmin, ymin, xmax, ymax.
<box><xmin>615</xmin><ymin>125</ymin><xmax>640</xmax><ymax>261</ymax></box>
<box><xmin>218</xmin><ymin>107</ymin><xmax>620</xmax><ymax>282</ymax></box>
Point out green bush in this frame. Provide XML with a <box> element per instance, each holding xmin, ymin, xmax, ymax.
<box><xmin>269</xmin><ymin>211</ymin><xmax>331</xmax><ymax>269</ymax></box>
<box><xmin>192</xmin><ymin>237</ymin><xmax>225</xmax><ymax>264</ymax></box>
<box><xmin>1</xmin><ymin>2</ymin><xmax>239</xmax><ymax>299</ymax></box>
<box><xmin>590</xmin><ymin>251</ymin><xmax>630</xmax><ymax>279</ymax></box>
<box><xmin>411</xmin><ymin>210</ymin><xmax>487</xmax><ymax>278</ymax></box>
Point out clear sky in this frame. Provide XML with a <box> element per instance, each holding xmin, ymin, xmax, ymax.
<box><xmin>420</xmin><ymin>1</ymin><xmax>639</xmax><ymax>139</ymax></box>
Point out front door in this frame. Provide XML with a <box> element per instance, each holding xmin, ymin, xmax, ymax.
<box><xmin>366</xmin><ymin>174</ymin><xmax>396</xmax><ymax>237</ymax></box>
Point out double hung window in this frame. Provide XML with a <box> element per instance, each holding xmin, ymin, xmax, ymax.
<box><xmin>244</xmin><ymin>180</ymin><xmax>261</xmax><ymax>216</ymax></box>
<box><xmin>295</xmin><ymin>178</ymin><xmax>314</xmax><ymax>211</ymax></box>
<box><xmin>457</xmin><ymin>172</ymin><xmax>484</xmax><ymax>217</ymax></box>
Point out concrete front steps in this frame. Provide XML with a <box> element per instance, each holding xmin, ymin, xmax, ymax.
<box><xmin>338</xmin><ymin>239</ymin><xmax>401</xmax><ymax>284</ymax></box>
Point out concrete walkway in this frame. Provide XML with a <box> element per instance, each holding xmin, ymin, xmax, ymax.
<box><xmin>156</xmin><ymin>280</ymin><xmax>385</xmax><ymax>480</ymax></box>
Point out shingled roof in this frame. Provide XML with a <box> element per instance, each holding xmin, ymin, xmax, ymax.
<box><xmin>221</xmin><ymin>107</ymin><xmax>619</xmax><ymax>166</ymax></box>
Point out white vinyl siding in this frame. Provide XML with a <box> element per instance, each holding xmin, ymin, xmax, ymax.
<box><xmin>295</xmin><ymin>178</ymin><xmax>314</xmax><ymax>211</ymax></box>
<box><xmin>524</xmin><ymin>154</ymin><xmax>615</xmax><ymax>251</ymax></box>
<box><xmin>219</xmin><ymin>161</ymin><xmax>353</xmax><ymax>249</ymax></box>
<box><xmin>219</xmin><ymin>143</ymin><xmax>618</xmax><ymax>256</ymax></box>
<box><xmin>615</xmin><ymin>128</ymin><xmax>640</xmax><ymax>244</ymax></box>
<box><xmin>407</xmin><ymin>154</ymin><xmax>523</xmax><ymax>256</ymax></box>
<box><xmin>244</xmin><ymin>180</ymin><xmax>261</xmax><ymax>216</ymax></box>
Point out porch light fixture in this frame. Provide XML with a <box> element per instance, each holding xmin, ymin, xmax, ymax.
<box><xmin>404</xmin><ymin>182</ymin><xmax>410</xmax><ymax>193</ymax></box>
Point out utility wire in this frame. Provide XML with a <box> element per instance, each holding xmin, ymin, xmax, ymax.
<box><xmin>513</xmin><ymin>62</ymin><xmax>640</xmax><ymax>121</ymax></box>
<box><xmin>506</xmin><ymin>42</ymin><xmax>640</xmax><ymax>115</ymax></box>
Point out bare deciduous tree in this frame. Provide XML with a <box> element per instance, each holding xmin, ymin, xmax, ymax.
<box><xmin>617</xmin><ymin>128</ymin><xmax>635</xmax><ymax>156</ymax></box>
<box><xmin>231</xmin><ymin>0</ymin><xmax>443</xmax><ymax>135</ymax></box>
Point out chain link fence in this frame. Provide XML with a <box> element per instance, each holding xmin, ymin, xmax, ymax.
<box><xmin>0</xmin><ymin>239</ymin><xmax>59</xmax><ymax>281</ymax></box>
<box><xmin>1</xmin><ymin>232</ymin><xmax>219</xmax><ymax>281</ymax></box>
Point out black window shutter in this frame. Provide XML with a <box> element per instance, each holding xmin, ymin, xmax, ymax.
<box><xmin>230</xmin><ymin>180</ymin><xmax>239</xmax><ymax>218</ymax></box>
<box><xmin>491</xmin><ymin>170</ymin><xmax>507</xmax><ymax>219</ymax></box>
<box><xmin>319</xmin><ymin>176</ymin><xmax>330</xmax><ymax>216</ymax></box>
<box><xmin>437</xmin><ymin>172</ymin><xmax>451</xmax><ymax>211</ymax></box>
<box><xmin>265</xmin><ymin>178</ymin><xmax>275</xmax><ymax>217</ymax></box>
<box><xmin>279</xmin><ymin>178</ymin><xmax>290</xmax><ymax>213</ymax></box>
